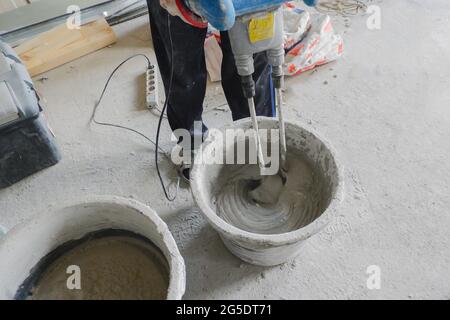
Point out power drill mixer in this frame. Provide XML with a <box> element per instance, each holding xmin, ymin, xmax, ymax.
<box><xmin>177</xmin><ymin>0</ymin><xmax>317</xmax><ymax>175</ymax></box>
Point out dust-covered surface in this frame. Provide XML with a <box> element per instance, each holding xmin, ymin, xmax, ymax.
<box><xmin>30</xmin><ymin>236</ymin><xmax>169</xmax><ymax>300</ymax></box>
<box><xmin>1</xmin><ymin>0</ymin><xmax>449</xmax><ymax>299</ymax></box>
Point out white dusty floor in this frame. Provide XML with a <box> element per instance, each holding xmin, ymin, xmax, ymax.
<box><xmin>1</xmin><ymin>0</ymin><xmax>449</xmax><ymax>299</ymax></box>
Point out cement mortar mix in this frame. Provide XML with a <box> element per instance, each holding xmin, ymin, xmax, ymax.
<box><xmin>191</xmin><ymin>117</ymin><xmax>344</xmax><ymax>266</ymax></box>
<box><xmin>0</xmin><ymin>196</ymin><xmax>185</xmax><ymax>300</ymax></box>
<box><xmin>28</xmin><ymin>233</ymin><xmax>170</xmax><ymax>300</ymax></box>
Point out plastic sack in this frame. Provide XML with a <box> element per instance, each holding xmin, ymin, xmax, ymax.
<box><xmin>284</xmin><ymin>14</ymin><xmax>344</xmax><ymax>76</ymax></box>
<box><xmin>204</xmin><ymin>33</ymin><xmax>223</xmax><ymax>82</ymax></box>
<box><xmin>283</xmin><ymin>2</ymin><xmax>311</xmax><ymax>52</ymax></box>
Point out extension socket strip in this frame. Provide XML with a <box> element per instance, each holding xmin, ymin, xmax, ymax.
<box><xmin>146</xmin><ymin>64</ymin><xmax>160</xmax><ymax>109</ymax></box>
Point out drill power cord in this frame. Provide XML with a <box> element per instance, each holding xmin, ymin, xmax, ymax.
<box><xmin>154</xmin><ymin>12</ymin><xmax>178</xmax><ymax>201</ymax></box>
<box><xmin>90</xmin><ymin>50</ymin><xmax>180</xmax><ymax>201</ymax></box>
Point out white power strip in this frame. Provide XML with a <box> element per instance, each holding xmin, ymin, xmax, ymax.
<box><xmin>146</xmin><ymin>64</ymin><xmax>160</xmax><ymax>109</ymax></box>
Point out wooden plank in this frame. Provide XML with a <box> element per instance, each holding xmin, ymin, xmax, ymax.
<box><xmin>14</xmin><ymin>23</ymin><xmax>82</xmax><ymax>56</ymax></box>
<box><xmin>14</xmin><ymin>18</ymin><xmax>117</xmax><ymax>77</ymax></box>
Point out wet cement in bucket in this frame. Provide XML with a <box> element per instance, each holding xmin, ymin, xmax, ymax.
<box><xmin>20</xmin><ymin>230</ymin><xmax>170</xmax><ymax>300</ymax></box>
<box><xmin>214</xmin><ymin>149</ymin><xmax>330</xmax><ymax>235</ymax></box>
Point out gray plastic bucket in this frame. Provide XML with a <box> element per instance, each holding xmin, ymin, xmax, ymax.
<box><xmin>191</xmin><ymin>117</ymin><xmax>344</xmax><ymax>266</ymax></box>
<box><xmin>0</xmin><ymin>196</ymin><xmax>185</xmax><ymax>300</ymax></box>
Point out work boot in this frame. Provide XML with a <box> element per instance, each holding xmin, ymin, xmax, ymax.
<box><xmin>179</xmin><ymin>162</ymin><xmax>191</xmax><ymax>183</ymax></box>
<box><xmin>172</xmin><ymin>145</ymin><xmax>196</xmax><ymax>184</ymax></box>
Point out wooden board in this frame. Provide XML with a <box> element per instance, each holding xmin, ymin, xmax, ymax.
<box><xmin>14</xmin><ymin>18</ymin><xmax>117</xmax><ymax>77</ymax></box>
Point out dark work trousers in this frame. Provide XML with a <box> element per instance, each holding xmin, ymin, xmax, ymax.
<box><xmin>147</xmin><ymin>0</ymin><xmax>275</xmax><ymax>145</ymax></box>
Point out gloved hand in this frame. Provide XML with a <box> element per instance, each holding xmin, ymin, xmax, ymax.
<box><xmin>159</xmin><ymin>0</ymin><xmax>207</xmax><ymax>28</ymax></box>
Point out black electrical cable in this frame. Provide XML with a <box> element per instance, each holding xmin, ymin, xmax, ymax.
<box><xmin>90</xmin><ymin>51</ymin><xmax>180</xmax><ymax>201</ymax></box>
<box><xmin>90</xmin><ymin>53</ymin><xmax>168</xmax><ymax>156</ymax></box>
<box><xmin>154</xmin><ymin>12</ymin><xmax>178</xmax><ymax>201</ymax></box>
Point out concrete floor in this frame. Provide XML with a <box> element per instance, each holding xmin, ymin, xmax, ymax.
<box><xmin>1</xmin><ymin>0</ymin><xmax>449</xmax><ymax>299</ymax></box>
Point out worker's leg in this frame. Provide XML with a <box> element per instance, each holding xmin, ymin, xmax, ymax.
<box><xmin>220</xmin><ymin>32</ymin><xmax>275</xmax><ymax>121</ymax></box>
<box><xmin>147</xmin><ymin>0</ymin><xmax>208</xmax><ymax>145</ymax></box>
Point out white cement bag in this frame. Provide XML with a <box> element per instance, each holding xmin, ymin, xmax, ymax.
<box><xmin>283</xmin><ymin>2</ymin><xmax>311</xmax><ymax>51</ymax></box>
<box><xmin>204</xmin><ymin>34</ymin><xmax>223</xmax><ymax>82</ymax></box>
<box><xmin>284</xmin><ymin>14</ymin><xmax>344</xmax><ymax>76</ymax></box>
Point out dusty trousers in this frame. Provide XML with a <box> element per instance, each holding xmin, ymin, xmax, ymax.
<box><xmin>147</xmin><ymin>0</ymin><xmax>275</xmax><ymax>144</ymax></box>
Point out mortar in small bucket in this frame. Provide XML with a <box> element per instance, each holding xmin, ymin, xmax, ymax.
<box><xmin>0</xmin><ymin>196</ymin><xmax>185</xmax><ymax>300</ymax></box>
<box><xmin>191</xmin><ymin>117</ymin><xmax>344</xmax><ymax>266</ymax></box>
